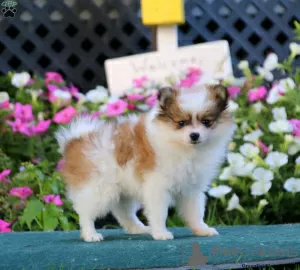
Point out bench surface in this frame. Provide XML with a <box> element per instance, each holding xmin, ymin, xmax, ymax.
<box><xmin>1</xmin><ymin>224</ymin><xmax>300</xmax><ymax>270</ymax></box>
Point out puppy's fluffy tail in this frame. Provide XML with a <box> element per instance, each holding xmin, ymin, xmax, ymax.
<box><xmin>55</xmin><ymin>116</ymin><xmax>101</xmax><ymax>154</ymax></box>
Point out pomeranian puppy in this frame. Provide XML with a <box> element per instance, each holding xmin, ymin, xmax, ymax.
<box><xmin>55</xmin><ymin>85</ymin><xmax>235</xmax><ymax>242</ymax></box>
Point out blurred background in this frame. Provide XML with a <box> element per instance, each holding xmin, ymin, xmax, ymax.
<box><xmin>0</xmin><ymin>0</ymin><xmax>299</xmax><ymax>92</ymax></box>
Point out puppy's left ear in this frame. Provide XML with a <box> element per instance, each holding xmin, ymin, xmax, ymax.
<box><xmin>207</xmin><ymin>84</ymin><xmax>229</xmax><ymax>111</ymax></box>
<box><xmin>157</xmin><ymin>86</ymin><xmax>179</xmax><ymax>107</ymax></box>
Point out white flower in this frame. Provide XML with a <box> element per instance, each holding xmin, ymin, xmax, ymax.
<box><xmin>253</xmin><ymin>167</ymin><xmax>274</xmax><ymax>182</ymax></box>
<box><xmin>240</xmin><ymin>143</ymin><xmax>259</xmax><ymax>158</ymax></box>
<box><xmin>252</xmin><ymin>102</ymin><xmax>264</xmax><ymax>113</ymax></box>
<box><xmin>37</xmin><ymin>112</ymin><xmax>44</xmax><ymax>121</ymax></box>
<box><xmin>226</xmin><ymin>194</ymin><xmax>242</xmax><ymax>211</ymax></box>
<box><xmin>272</xmin><ymin>107</ymin><xmax>287</xmax><ymax>120</ymax></box>
<box><xmin>265</xmin><ymin>152</ymin><xmax>288</xmax><ymax>169</ymax></box>
<box><xmin>99</xmin><ymin>104</ymin><xmax>107</xmax><ymax>112</ymax></box>
<box><xmin>251</xmin><ymin>181</ymin><xmax>272</xmax><ymax>196</ymax></box>
<box><xmin>0</xmin><ymin>91</ymin><xmax>9</xmax><ymax>103</ymax></box>
<box><xmin>227</xmin><ymin>100</ymin><xmax>239</xmax><ymax>112</ymax></box>
<box><xmin>284</xmin><ymin>178</ymin><xmax>300</xmax><ymax>193</ymax></box>
<box><xmin>76</xmin><ymin>93</ymin><xmax>87</xmax><ymax>103</ymax></box>
<box><xmin>263</xmin><ymin>53</ymin><xmax>278</xmax><ymax>71</ymax></box>
<box><xmin>279</xmin><ymin>78</ymin><xmax>295</xmax><ymax>91</ymax></box>
<box><xmin>219</xmin><ymin>167</ymin><xmax>232</xmax><ymax>180</ymax></box>
<box><xmin>26</xmin><ymin>89</ymin><xmax>43</xmax><ymax>99</ymax></box>
<box><xmin>107</xmin><ymin>95</ymin><xmax>120</xmax><ymax>103</ymax></box>
<box><xmin>256</xmin><ymin>66</ymin><xmax>274</xmax><ymax>82</ymax></box>
<box><xmin>53</xmin><ymin>89</ymin><xmax>72</xmax><ymax>101</ymax></box>
<box><xmin>266</xmin><ymin>85</ymin><xmax>281</xmax><ymax>104</ymax></box>
<box><xmin>11</xmin><ymin>72</ymin><xmax>31</xmax><ymax>88</ymax></box>
<box><xmin>241</xmin><ymin>121</ymin><xmax>249</xmax><ymax>133</ymax></box>
<box><xmin>235</xmin><ymin>162</ymin><xmax>256</xmax><ymax>177</ymax></box>
<box><xmin>86</xmin><ymin>86</ymin><xmax>108</xmax><ymax>103</ymax></box>
<box><xmin>227</xmin><ymin>152</ymin><xmax>256</xmax><ymax>176</ymax></box>
<box><xmin>258</xmin><ymin>199</ymin><xmax>268</xmax><ymax>208</ymax></box>
<box><xmin>289</xmin><ymin>42</ymin><xmax>300</xmax><ymax>56</ymax></box>
<box><xmin>238</xmin><ymin>60</ymin><xmax>249</xmax><ymax>70</ymax></box>
<box><xmin>285</xmin><ymin>135</ymin><xmax>294</xmax><ymax>143</ymax></box>
<box><xmin>243</xmin><ymin>130</ymin><xmax>263</xmax><ymax>143</ymax></box>
<box><xmin>288</xmin><ymin>140</ymin><xmax>300</xmax><ymax>155</ymax></box>
<box><xmin>296</xmin><ymin>156</ymin><xmax>300</xmax><ymax>165</ymax></box>
<box><xmin>269</xmin><ymin>120</ymin><xmax>293</xmax><ymax>133</ymax></box>
<box><xmin>136</xmin><ymin>104</ymin><xmax>150</xmax><ymax>111</ymax></box>
<box><xmin>208</xmin><ymin>185</ymin><xmax>232</xmax><ymax>198</ymax></box>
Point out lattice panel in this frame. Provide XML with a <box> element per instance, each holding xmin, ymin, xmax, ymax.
<box><xmin>0</xmin><ymin>0</ymin><xmax>299</xmax><ymax>92</ymax></box>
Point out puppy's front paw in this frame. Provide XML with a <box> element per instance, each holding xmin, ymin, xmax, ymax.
<box><xmin>81</xmin><ymin>232</ymin><xmax>104</xmax><ymax>242</ymax></box>
<box><xmin>192</xmin><ymin>226</ymin><xmax>219</xmax><ymax>237</ymax></box>
<box><xmin>152</xmin><ymin>231</ymin><xmax>174</xmax><ymax>240</ymax></box>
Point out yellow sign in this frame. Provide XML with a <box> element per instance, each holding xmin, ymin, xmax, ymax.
<box><xmin>141</xmin><ymin>0</ymin><xmax>185</xmax><ymax>25</ymax></box>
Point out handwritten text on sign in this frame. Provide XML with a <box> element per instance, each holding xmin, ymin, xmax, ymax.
<box><xmin>105</xmin><ymin>40</ymin><xmax>233</xmax><ymax>95</ymax></box>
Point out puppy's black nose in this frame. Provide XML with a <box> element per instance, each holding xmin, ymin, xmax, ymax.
<box><xmin>190</xmin><ymin>132</ymin><xmax>200</xmax><ymax>142</ymax></box>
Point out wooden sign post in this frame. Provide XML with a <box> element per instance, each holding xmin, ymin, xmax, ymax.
<box><xmin>104</xmin><ymin>1</ymin><xmax>233</xmax><ymax>95</ymax></box>
<box><xmin>141</xmin><ymin>0</ymin><xmax>184</xmax><ymax>51</ymax></box>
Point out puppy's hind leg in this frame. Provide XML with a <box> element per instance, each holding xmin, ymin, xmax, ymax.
<box><xmin>112</xmin><ymin>197</ymin><xmax>150</xmax><ymax>234</ymax></box>
<box><xmin>70</xmin><ymin>185</ymin><xmax>110</xmax><ymax>242</ymax></box>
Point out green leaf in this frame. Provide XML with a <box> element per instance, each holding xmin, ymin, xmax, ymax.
<box><xmin>42</xmin><ymin>204</ymin><xmax>61</xmax><ymax>231</ymax></box>
<box><xmin>43</xmin><ymin>216</ymin><xmax>58</xmax><ymax>231</ymax></box>
<box><xmin>19</xmin><ymin>200</ymin><xmax>44</xmax><ymax>230</ymax></box>
<box><xmin>59</xmin><ymin>216</ymin><xmax>70</xmax><ymax>231</ymax></box>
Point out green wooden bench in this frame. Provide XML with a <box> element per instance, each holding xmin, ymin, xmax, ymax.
<box><xmin>1</xmin><ymin>224</ymin><xmax>300</xmax><ymax>270</ymax></box>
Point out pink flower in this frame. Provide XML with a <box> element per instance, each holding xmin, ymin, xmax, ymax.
<box><xmin>0</xmin><ymin>220</ymin><xmax>11</xmax><ymax>233</ymax></box>
<box><xmin>53</xmin><ymin>106</ymin><xmax>77</xmax><ymax>124</ymax></box>
<box><xmin>9</xmin><ymin>186</ymin><xmax>33</xmax><ymax>200</ymax></box>
<box><xmin>26</xmin><ymin>78</ymin><xmax>35</xmax><ymax>86</ymax></box>
<box><xmin>289</xmin><ymin>119</ymin><xmax>300</xmax><ymax>137</ymax></box>
<box><xmin>45</xmin><ymin>72</ymin><xmax>64</xmax><ymax>85</ymax></box>
<box><xmin>43</xmin><ymin>194</ymin><xmax>63</xmax><ymax>206</ymax></box>
<box><xmin>248</xmin><ymin>86</ymin><xmax>267</xmax><ymax>102</ymax></box>
<box><xmin>90</xmin><ymin>111</ymin><xmax>103</xmax><ymax>119</ymax></box>
<box><xmin>14</xmin><ymin>103</ymin><xmax>34</xmax><ymax>122</ymax></box>
<box><xmin>126</xmin><ymin>93</ymin><xmax>144</xmax><ymax>101</ymax></box>
<box><xmin>127</xmin><ymin>103</ymin><xmax>136</xmax><ymax>110</ymax></box>
<box><xmin>56</xmin><ymin>159</ymin><xmax>65</xmax><ymax>171</ymax></box>
<box><xmin>32</xmin><ymin>157</ymin><xmax>41</xmax><ymax>164</ymax></box>
<box><xmin>0</xmin><ymin>100</ymin><xmax>10</xmax><ymax>109</ymax></box>
<box><xmin>68</xmin><ymin>83</ymin><xmax>79</xmax><ymax>97</ymax></box>
<box><xmin>106</xmin><ymin>100</ymin><xmax>128</xmax><ymax>117</ymax></box>
<box><xmin>0</xmin><ymin>169</ymin><xmax>11</xmax><ymax>184</ymax></box>
<box><xmin>228</xmin><ymin>86</ymin><xmax>241</xmax><ymax>99</ymax></box>
<box><xmin>47</xmin><ymin>84</ymin><xmax>59</xmax><ymax>92</ymax></box>
<box><xmin>187</xmin><ymin>67</ymin><xmax>201</xmax><ymax>77</ymax></box>
<box><xmin>133</xmin><ymin>76</ymin><xmax>148</xmax><ymax>88</ymax></box>
<box><xmin>145</xmin><ymin>95</ymin><xmax>157</xmax><ymax>107</ymax></box>
<box><xmin>179</xmin><ymin>77</ymin><xmax>199</xmax><ymax>88</ymax></box>
<box><xmin>7</xmin><ymin>118</ymin><xmax>32</xmax><ymax>136</ymax></box>
<box><xmin>258</xmin><ymin>139</ymin><xmax>269</xmax><ymax>153</ymax></box>
<box><xmin>32</xmin><ymin>120</ymin><xmax>51</xmax><ymax>135</ymax></box>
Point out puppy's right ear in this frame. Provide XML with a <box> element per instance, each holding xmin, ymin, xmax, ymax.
<box><xmin>157</xmin><ymin>87</ymin><xmax>178</xmax><ymax>107</ymax></box>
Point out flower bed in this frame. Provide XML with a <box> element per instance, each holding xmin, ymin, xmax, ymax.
<box><xmin>0</xmin><ymin>35</ymin><xmax>300</xmax><ymax>233</ymax></box>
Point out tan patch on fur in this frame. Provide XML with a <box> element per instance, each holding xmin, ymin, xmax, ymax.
<box><xmin>113</xmin><ymin>116</ymin><xmax>155</xmax><ymax>180</ymax></box>
<box><xmin>133</xmin><ymin>116</ymin><xmax>155</xmax><ymax>179</ymax></box>
<box><xmin>61</xmin><ymin>136</ymin><xmax>96</xmax><ymax>187</ymax></box>
<box><xmin>114</xmin><ymin>122</ymin><xmax>134</xmax><ymax>167</ymax></box>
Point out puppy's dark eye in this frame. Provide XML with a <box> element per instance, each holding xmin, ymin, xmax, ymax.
<box><xmin>178</xmin><ymin>121</ymin><xmax>186</xmax><ymax>128</ymax></box>
<box><xmin>202</xmin><ymin>119</ymin><xmax>211</xmax><ymax>127</ymax></box>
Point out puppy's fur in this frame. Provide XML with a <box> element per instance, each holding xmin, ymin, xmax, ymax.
<box><xmin>55</xmin><ymin>85</ymin><xmax>235</xmax><ymax>242</ymax></box>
